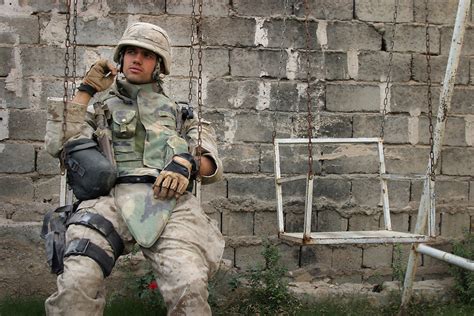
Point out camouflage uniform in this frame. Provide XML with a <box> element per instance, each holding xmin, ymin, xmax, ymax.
<box><xmin>44</xmin><ymin>79</ymin><xmax>224</xmax><ymax>315</ymax></box>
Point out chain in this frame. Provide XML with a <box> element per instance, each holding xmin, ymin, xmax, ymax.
<box><xmin>380</xmin><ymin>0</ymin><xmax>399</xmax><ymax>139</ymax></box>
<box><xmin>188</xmin><ymin>0</ymin><xmax>196</xmax><ymax>106</ymax></box>
<box><xmin>303</xmin><ymin>0</ymin><xmax>314</xmax><ymax>176</ymax></box>
<box><xmin>425</xmin><ymin>0</ymin><xmax>435</xmax><ymax>180</ymax></box>
<box><xmin>62</xmin><ymin>0</ymin><xmax>72</xmax><ymax>144</ymax></box>
<box><xmin>196</xmin><ymin>0</ymin><xmax>204</xmax><ymax>175</ymax></box>
<box><xmin>71</xmin><ymin>0</ymin><xmax>78</xmax><ymax>98</ymax></box>
<box><xmin>272</xmin><ymin>0</ymin><xmax>290</xmax><ymax>141</ymax></box>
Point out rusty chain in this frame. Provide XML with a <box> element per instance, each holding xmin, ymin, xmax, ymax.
<box><xmin>425</xmin><ymin>0</ymin><xmax>435</xmax><ymax>181</ymax></box>
<box><xmin>188</xmin><ymin>0</ymin><xmax>196</xmax><ymax>106</ymax></box>
<box><xmin>62</xmin><ymin>0</ymin><xmax>72</xmax><ymax>146</ymax></box>
<box><xmin>380</xmin><ymin>0</ymin><xmax>399</xmax><ymax>140</ymax></box>
<box><xmin>196</xmin><ymin>0</ymin><xmax>204</xmax><ymax>179</ymax></box>
<box><xmin>71</xmin><ymin>0</ymin><xmax>78</xmax><ymax>97</ymax></box>
<box><xmin>303</xmin><ymin>0</ymin><xmax>314</xmax><ymax>177</ymax></box>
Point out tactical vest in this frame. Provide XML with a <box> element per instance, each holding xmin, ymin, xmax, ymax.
<box><xmin>102</xmin><ymin>81</ymin><xmax>189</xmax><ymax>177</ymax></box>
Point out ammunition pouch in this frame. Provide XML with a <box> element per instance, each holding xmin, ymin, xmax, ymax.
<box><xmin>63</xmin><ymin>138</ymin><xmax>117</xmax><ymax>201</ymax></box>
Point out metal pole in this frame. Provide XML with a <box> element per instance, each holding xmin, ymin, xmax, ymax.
<box><xmin>417</xmin><ymin>244</ymin><xmax>474</xmax><ymax>271</ymax></box>
<box><xmin>400</xmin><ymin>0</ymin><xmax>471</xmax><ymax>309</ymax></box>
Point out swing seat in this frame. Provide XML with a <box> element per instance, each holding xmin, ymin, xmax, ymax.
<box><xmin>274</xmin><ymin>137</ymin><xmax>435</xmax><ymax>246</ymax></box>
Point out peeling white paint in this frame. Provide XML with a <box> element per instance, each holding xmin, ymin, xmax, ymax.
<box><xmin>379</xmin><ymin>82</ymin><xmax>390</xmax><ymax>114</ymax></box>
<box><xmin>296</xmin><ymin>82</ymin><xmax>307</xmax><ymax>112</ymax></box>
<box><xmin>316</xmin><ymin>20</ymin><xmax>328</xmax><ymax>49</ymax></box>
<box><xmin>224</xmin><ymin>112</ymin><xmax>237</xmax><ymax>143</ymax></box>
<box><xmin>465</xmin><ymin>115</ymin><xmax>474</xmax><ymax>146</ymax></box>
<box><xmin>0</xmin><ymin>110</ymin><xmax>9</xmax><ymax>141</ymax></box>
<box><xmin>259</xmin><ymin>70</ymin><xmax>269</xmax><ymax>77</ymax></box>
<box><xmin>347</xmin><ymin>49</ymin><xmax>359</xmax><ymax>80</ymax></box>
<box><xmin>254</xmin><ymin>17</ymin><xmax>268</xmax><ymax>47</ymax></box>
<box><xmin>257</xmin><ymin>81</ymin><xmax>271</xmax><ymax>111</ymax></box>
<box><xmin>408</xmin><ymin>116</ymin><xmax>419</xmax><ymax>145</ymax></box>
<box><xmin>286</xmin><ymin>49</ymin><xmax>298</xmax><ymax>80</ymax></box>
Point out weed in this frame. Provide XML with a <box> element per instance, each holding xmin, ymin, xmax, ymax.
<box><xmin>450</xmin><ymin>231</ymin><xmax>474</xmax><ymax>305</ymax></box>
<box><xmin>392</xmin><ymin>244</ymin><xmax>406</xmax><ymax>286</ymax></box>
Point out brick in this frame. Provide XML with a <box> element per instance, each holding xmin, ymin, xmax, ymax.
<box><xmin>295</xmin><ymin>0</ymin><xmax>353</xmax><ymax>20</ymax></box>
<box><xmin>295</xmin><ymin>51</ymin><xmax>349</xmax><ymax>80</ymax></box>
<box><xmin>0</xmin><ymin>16</ymin><xmax>39</xmax><ymax>44</ymax></box>
<box><xmin>0</xmin><ymin>110</ymin><xmax>8</xmax><ymax>140</ymax></box>
<box><xmin>440</xmin><ymin>212</ymin><xmax>470</xmax><ymax>238</ymax></box>
<box><xmin>388</xmin><ymin>180</ymin><xmax>411</xmax><ymax>209</ymax></box>
<box><xmin>254</xmin><ymin>211</ymin><xmax>278</xmax><ymax>236</ymax></box>
<box><xmin>0</xmin><ymin>143</ymin><xmax>35</xmax><ymax>173</ymax></box>
<box><xmin>108</xmin><ymin>0</ymin><xmax>165</xmax><ymax>14</ymax></box>
<box><xmin>34</xmin><ymin>175</ymin><xmax>61</xmax><ymax>205</ymax></box>
<box><xmin>0</xmin><ymin>47</ymin><xmax>13</xmax><ymax>77</ymax></box>
<box><xmin>385</xmin><ymin>146</ymin><xmax>430</xmax><ymax>174</ymax></box>
<box><xmin>232</xmin><ymin>0</ymin><xmax>291</xmax><ymax>17</ymax></box>
<box><xmin>326</xmin><ymin>83</ymin><xmax>380</xmax><ymax>113</ymax></box>
<box><xmin>451</xmin><ymin>87</ymin><xmax>474</xmax><ymax>115</ymax></box>
<box><xmin>322</xmin><ymin>144</ymin><xmax>380</xmax><ymax>174</ymax></box>
<box><xmin>220</xmin><ymin>143</ymin><xmax>259</xmax><ymax>174</ymax></box>
<box><xmin>412</xmin><ymin>55</ymin><xmax>469</xmax><ymax>84</ymax></box>
<box><xmin>300</xmin><ymin>245</ymin><xmax>333</xmax><ymax>267</ymax></box>
<box><xmin>206</xmin><ymin>79</ymin><xmax>258</xmax><ymax>110</ymax></box>
<box><xmin>413</xmin><ymin>0</ymin><xmax>459</xmax><ymax>24</ymax></box>
<box><xmin>326</xmin><ymin>21</ymin><xmax>382</xmax><ymax>51</ymax></box>
<box><xmin>357</xmin><ymin>51</ymin><xmax>411</xmax><ymax>82</ymax></box>
<box><xmin>363</xmin><ymin>245</ymin><xmax>393</xmax><ymax>269</ymax></box>
<box><xmin>265</xmin><ymin>19</ymin><xmax>318</xmax><ymax>49</ymax></box>
<box><xmin>171</xmin><ymin>47</ymin><xmax>229</xmax><ymax>78</ymax></box>
<box><xmin>349</xmin><ymin>214</ymin><xmax>380</xmax><ymax>231</ymax></box>
<box><xmin>230</xmin><ymin>48</ymin><xmax>285</xmax><ymax>78</ymax></box>
<box><xmin>391</xmin><ymin>84</ymin><xmax>440</xmax><ymax>115</ymax></box>
<box><xmin>442</xmin><ymin>148</ymin><xmax>474</xmax><ymax>176</ymax></box>
<box><xmin>203</xmin><ymin>17</ymin><xmax>256</xmax><ymax>47</ymax></box>
<box><xmin>167</xmin><ymin>0</ymin><xmax>229</xmax><ymax>16</ymax></box>
<box><xmin>222</xmin><ymin>211</ymin><xmax>254</xmax><ymax>236</ymax></box>
<box><xmin>440</xmin><ymin>27</ymin><xmax>474</xmax><ymax>55</ymax></box>
<box><xmin>8</xmin><ymin>110</ymin><xmax>46</xmax><ymax>141</ymax></box>
<box><xmin>227</xmin><ymin>176</ymin><xmax>275</xmax><ymax>201</ymax></box>
<box><xmin>235</xmin><ymin>244</ymin><xmax>264</xmax><ymax>270</ymax></box>
<box><xmin>387</xmin><ymin>25</ymin><xmax>439</xmax><ymax>54</ymax></box>
<box><xmin>355</xmin><ymin>0</ymin><xmax>413</xmax><ymax>22</ymax></box>
<box><xmin>319</xmin><ymin>114</ymin><xmax>352</xmax><ymax>138</ymax></box>
<box><xmin>0</xmin><ymin>176</ymin><xmax>34</xmax><ymax>202</ymax></box>
<box><xmin>352</xmin><ymin>178</ymin><xmax>381</xmax><ymax>207</ymax></box>
<box><xmin>419</xmin><ymin>116</ymin><xmax>466</xmax><ymax>147</ymax></box>
<box><xmin>317</xmin><ymin>209</ymin><xmax>348</xmax><ymax>232</ymax></box>
<box><xmin>332</xmin><ymin>246</ymin><xmax>362</xmax><ymax>270</ymax></box>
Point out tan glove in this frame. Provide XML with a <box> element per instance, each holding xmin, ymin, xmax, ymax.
<box><xmin>153</xmin><ymin>153</ymin><xmax>198</xmax><ymax>199</ymax></box>
<box><xmin>82</xmin><ymin>59</ymin><xmax>117</xmax><ymax>93</ymax></box>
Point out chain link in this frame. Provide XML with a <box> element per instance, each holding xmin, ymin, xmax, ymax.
<box><xmin>303</xmin><ymin>0</ymin><xmax>314</xmax><ymax>176</ymax></box>
<box><xmin>425</xmin><ymin>0</ymin><xmax>435</xmax><ymax>180</ymax></box>
<box><xmin>196</xmin><ymin>0</ymin><xmax>204</xmax><ymax>179</ymax></box>
<box><xmin>71</xmin><ymin>0</ymin><xmax>78</xmax><ymax>98</ymax></box>
<box><xmin>188</xmin><ymin>0</ymin><xmax>196</xmax><ymax>106</ymax></box>
<box><xmin>62</xmin><ymin>0</ymin><xmax>72</xmax><ymax>144</ymax></box>
<box><xmin>380</xmin><ymin>0</ymin><xmax>399</xmax><ymax>139</ymax></box>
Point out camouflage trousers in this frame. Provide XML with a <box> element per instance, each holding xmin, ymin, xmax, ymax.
<box><xmin>45</xmin><ymin>188</ymin><xmax>225</xmax><ymax>316</ymax></box>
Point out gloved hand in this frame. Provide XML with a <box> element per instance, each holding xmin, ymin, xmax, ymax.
<box><xmin>153</xmin><ymin>153</ymin><xmax>198</xmax><ymax>199</ymax></box>
<box><xmin>80</xmin><ymin>59</ymin><xmax>117</xmax><ymax>95</ymax></box>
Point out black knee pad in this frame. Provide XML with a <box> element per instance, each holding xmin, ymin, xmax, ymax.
<box><xmin>64</xmin><ymin>238</ymin><xmax>114</xmax><ymax>277</ymax></box>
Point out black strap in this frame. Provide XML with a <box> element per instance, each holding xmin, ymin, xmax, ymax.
<box><xmin>116</xmin><ymin>175</ymin><xmax>157</xmax><ymax>184</ymax></box>
<box><xmin>64</xmin><ymin>239</ymin><xmax>114</xmax><ymax>277</ymax></box>
<box><xmin>67</xmin><ymin>212</ymin><xmax>124</xmax><ymax>260</ymax></box>
<box><xmin>77</xmin><ymin>83</ymin><xmax>97</xmax><ymax>97</ymax></box>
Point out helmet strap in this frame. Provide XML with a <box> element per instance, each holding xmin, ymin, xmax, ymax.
<box><xmin>152</xmin><ymin>56</ymin><xmax>162</xmax><ymax>81</ymax></box>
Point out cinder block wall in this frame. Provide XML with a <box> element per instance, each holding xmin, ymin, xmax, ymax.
<box><xmin>1</xmin><ymin>0</ymin><xmax>474</xmax><ymax>297</ymax></box>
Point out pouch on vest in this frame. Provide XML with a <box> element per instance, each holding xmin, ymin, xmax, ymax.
<box><xmin>63</xmin><ymin>138</ymin><xmax>117</xmax><ymax>200</ymax></box>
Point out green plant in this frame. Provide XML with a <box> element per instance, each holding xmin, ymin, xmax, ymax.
<box><xmin>450</xmin><ymin>232</ymin><xmax>474</xmax><ymax>305</ymax></box>
<box><xmin>392</xmin><ymin>244</ymin><xmax>407</xmax><ymax>286</ymax></box>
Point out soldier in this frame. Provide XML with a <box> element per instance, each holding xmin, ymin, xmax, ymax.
<box><xmin>44</xmin><ymin>22</ymin><xmax>224</xmax><ymax>315</ymax></box>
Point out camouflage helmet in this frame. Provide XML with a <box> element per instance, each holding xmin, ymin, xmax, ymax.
<box><xmin>113</xmin><ymin>22</ymin><xmax>171</xmax><ymax>75</ymax></box>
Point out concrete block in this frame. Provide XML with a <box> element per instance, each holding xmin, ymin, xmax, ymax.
<box><xmin>233</xmin><ymin>0</ymin><xmax>291</xmax><ymax>17</ymax></box>
<box><xmin>412</xmin><ymin>55</ymin><xmax>469</xmax><ymax>84</ymax></box>
<box><xmin>206</xmin><ymin>79</ymin><xmax>258</xmax><ymax>110</ymax></box>
<box><xmin>442</xmin><ymin>148</ymin><xmax>474</xmax><ymax>176</ymax></box>
<box><xmin>357</xmin><ymin>51</ymin><xmax>411</xmax><ymax>82</ymax></box>
<box><xmin>234</xmin><ymin>112</ymin><xmax>274</xmax><ymax>142</ymax></box>
<box><xmin>162</xmin><ymin>77</ymin><xmax>196</xmax><ymax>103</ymax></box>
<box><xmin>351</xmin><ymin>178</ymin><xmax>381</xmax><ymax>207</ymax></box>
<box><xmin>355</xmin><ymin>0</ymin><xmax>413</xmax><ymax>22</ymax></box>
<box><xmin>222</xmin><ymin>211</ymin><xmax>254</xmax><ymax>236</ymax></box>
<box><xmin>235</xmin><ymin>244</ymin><xmax>264</xmax><ymax>270</ymax></box>
<box><xmin>222</xmin><ymin>246</ymin><xmax>235</xmax><ymax>266</ymax></box>
<box><xmin>294</xmin><ymin>0</ymin><xmax>353</xmax><ymax>20</ymax></box>
<box><xmin>285</xmin><ymin>210</ymin><xmax>311</xmax><ymax>233</ymax></box>
<box><xmin>388</xmin><ymin>180</ymin><xmax>411</xmax><ymax>209</ymax></box>
<box><xmin>353</xmin><ymin>114</ymin><xmax>382</xmax><ymax>138</ymax></box>
<box><xmin>422</xmin><ymin>243</ymin><xmax>452</xmax><ymax>270</ymax></box>
<box><xmin>391</xmin><ymin>84</ymin><xmax>441</xmax><ymax>115</ymax></box>
<box><xmin>441</xmin><ymin>27</ymin><xmax>474</xmax><ymax>55</ymax></box>
<box><xmin>265</xmin><ymin>19</ymin><xmax>318</xmax><ymax>49</ymax></box>
<box><xmin>326</xmin><ymin>83</ymin><xmax>380</xmax><ymax>112</ymax></box>
<box><xmin>220</xmin><ymin>143</ymin><xmax>259</xmax><ymax>174</ymax></box>
<box><xmin>201</xmin><ymin>179</ymin><xmax>227</xmax><ymax>203</ymax></box>
<box><xmin>0</xmin><ymin>16</ymin><xmax>39</xmax><ymax>44</ymax></box>
<box><xmin>230</xmin><ymin>48</ymin><xmax>285</xmax><ymax>78</ymax></box>
<box><xmin>37</xmin><ymin>148</ymin><xmax>60</xmax><ymax>175</ymax></box>
<box><xmin>451</xmin><ymin>87</ymin><xmax>474</xmax><ymax>115</ymax></box>
<box><xmin>0</xmin><ymin>176</ymin><xmax>34</xmax><ymax>202</ymax></box>
<box><xmin>470</xmin><ymin>181</ymin><xmax>474</xmax><ymax>206</ymax></box>
<box><xmin>8</xmin><ymin>110</ymin><xmax>46</xmax><ymax>141</ymax></box>
<box><xmin>260</xmin><ymin>143</ymin><xmax>322</xmax><ymax>175</ymax></box>
<box><xmin>315</xmin><ymin>178</ymin><xmax>351</xmax><ymax>203</ymax></box>
<box><xmin>325</xmin><ymin>52</ymin><xmax>350</xmax><ymax>80</ymax></box>
<box><xmin>277</xmin><ymin>242</ymin><xmax>300</xmax><ymax>271</ymax></box>
<box><xmin>322</xmin><ymin>144</ymin><xmax>380</xmax><ymax>174</ymax></box>
<box><xmin>326</xmin><ymin>21</ymin><xmax>382</xmax><ymax>51</ymax></box>
<box><xmin>385</xmin><ymin>146</ymin><xmax>430</xmax><ymax>174</ymax></box>
<box><xmin>254</xmin><ymin>211</ymin><xmax>278</xmax><ymax>236</ymax></box>
<box><xmin>319</xmin><ymin>114</ymin><xmax>352</xmax><ymax>138</ymax></box>
<box><xmin>363</xmin><ymin>245</ymin><xmax>393</xmax><ymax>269</ymax></box>
<box><xmin>413</xmin><ymin>0</ymin><xmax>459</xmax><ymax>24</ymax></box>
<box><xmin>203</xmin><ymin>17</ymin><xmax>256</xmax><ymax>47</ymax></box>
<box><xmin>317</xmin><ymin>209</ymin><xmax>348</xmax><ymax>232</ymax></box>
<box><xmin>348</xmin><ymin>214</ymin><xmax>380</xmax><ymax>231</ymax></box>
<box><xmin>332</xmin><ymin>246</ymin><xmax>362</xmax><ymax>270</ymax></box>
<box><xmin>269</xmin><ymin>81</ymin><xmax>305</xmax><ymax>112</ymax></box>
<box><xmin>440</xmin><ymin>212</ymin><xmax>471</xmax><ymax>238</ymax></box>
<box><xmin>167</xmin><ymin>0</ymin><xmax>229</xmax><ymax>16</ymax></box>
<box><xmin>171</xmin><ymin>47</ymin><xmax>229</xmax><ymax>78</ymax></box>
<box><xmin>387</xmin><ymin>25</ymin><xmax>439</xmax><ymax>54</ymax></box>
<box><xmin>419</xmin><ymin>116</ymin><xmax>466</xmax><ymax>147</ymax></box>
<box><xmin>295</xmin><ymin>51</ymin><xmax>348</xmax><ymax>80</ymax></box>
<box><xmin>300</xmin><ymin>244</ymin><xmax>333</xmax><ymax>267</ymax></box>
<box><xmin>227</xmin><ymin>176</ymin><xmax>275</xmax><ymax>201</ymax></box>
<box><xmin>0</xmin><ymin>79</ymin><xmax>28</xmax><ymax>109</ymax></box>
<box><xmin>143</xmin><ymin>16</ymin><xmax>195</xmax><ymax>46</ymax></box>
<box><xmin>0</xmin><ymin>143</ymin><xmax>35</xmax><ymax>173</ymax></box>
<box><xmin>108</xmin><ymin>0</ymin><xmax>165</xmax><ymax>14</ymax></box>
<box><xmin>389</xmin><ymin>212</ymin><xmax>410</xmax><ymax>232</ymax></box>
<box><xmin>0</xmin><ymin>110</ymin><xmax>8</xmax><ymax>140</ymax></box>
<box><xmin>34</xmin><ymin>175</ymin><xmax>61</xmax><ymax>205</ymax></box>
<box><xmin>73</xmin><ymin>15</ymin><xmax>127</xmax><ymax>46</ymax></box>
<box><xmin>20</xmin><ymin>46</ymin><xmax>70</xmax><ymax>77</ymax></box>
<box><xmin>0</xmin><ymin>47</ymin><xmax>13</xmax><ymax>77</ymax></box>
<box><xmin>435</xmin><ymin>180</ymin><xmax>469</xmax><ymax>204</ymax></box>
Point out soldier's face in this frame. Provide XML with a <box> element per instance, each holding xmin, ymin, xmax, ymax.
<box><xmin>122</xmin><ymin>46</ymin><xmax>157</xmax><ymax>84</ymax></box>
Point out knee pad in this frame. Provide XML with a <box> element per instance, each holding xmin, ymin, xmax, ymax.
<box><xmin>64</xmin><ymin>238</ymin><xmax>114</xmax><ymax>277</ymax></box>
